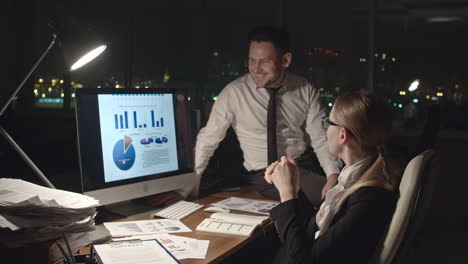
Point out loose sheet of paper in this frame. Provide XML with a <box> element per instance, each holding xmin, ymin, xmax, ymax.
<box><xmin>0</xmin><ymin>215</ymin><xmax>19</xmax><ymax>230</ymax></box>
<box><xmin>113</xmin><ymin>234</ymin><xmax>209</xmax><ymax>260</ymax></box>
<box><xmin>104</xmin><ymin>219</ymin><xmax>191</xmax><ymax>237</ymax></box>
<box><xmin>196</xmin><ymin>218</ymin><xmax>256</xmax><ymax>236</ymax></box>
<box><xmin>211</xmin><ymin>197</ymin><xmax>279</xmax><ymax>215</ymax></box>
<box><xmin>93</xmin><ymin>240</ymin><xmax>179</xmax><ymax>264</ymax></box>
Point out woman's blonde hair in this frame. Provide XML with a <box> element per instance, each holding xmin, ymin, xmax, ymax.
<box><xmin>332</xmin><ymin>90</ymin><xmax>401</xmax><ymax>212</ymax></box>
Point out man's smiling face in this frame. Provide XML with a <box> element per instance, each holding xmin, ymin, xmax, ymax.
<box><xmin>248</xmin><ymin>41</ymin><xmax>290</xmax><ymax>88</ymax></box>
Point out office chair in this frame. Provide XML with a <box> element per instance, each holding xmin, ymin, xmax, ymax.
<box><xmin>370</xmin><ymin>149</ymin><xmax>437</xmax><ymax>264</ymax></box>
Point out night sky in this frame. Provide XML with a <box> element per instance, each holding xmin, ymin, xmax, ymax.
<box><xmin>6</xmin><ymin>0</ymin><xmax>468</xmax><ymax>93</ymax></box>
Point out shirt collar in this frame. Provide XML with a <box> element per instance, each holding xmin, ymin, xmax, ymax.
<box><xmin>251</xmin><ymin>72</ymin><xmax>289</xmax><ymax>92</ymax></box>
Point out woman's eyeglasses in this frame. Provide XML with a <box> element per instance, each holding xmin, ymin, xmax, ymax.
<box><xmin>321</xmin><ymin>116</ymin><xmax>342</xmax><ymax>129</ymax></box>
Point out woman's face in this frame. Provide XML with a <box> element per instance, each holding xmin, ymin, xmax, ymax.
<box><xmin>326</xmin><ymin>106</ymin><xmax>342</xmax><ymax>156</ymax></box>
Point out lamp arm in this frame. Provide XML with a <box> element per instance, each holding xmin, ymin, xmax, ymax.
<box><xmin>0</xmin><ymin>33</ymin><xmax>57</xmax><ymax>117</ymax></box>
<box><xmin>0</xmin><ymin>126</ymin><xmax>55</xmax><ymax>188</ymax></box>
<box><xmin>0</xmin><ymin>33</ymin><xmax>58</xmax><ymax>189</ymax></box>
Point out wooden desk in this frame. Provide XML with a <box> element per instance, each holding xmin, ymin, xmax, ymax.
<box><xmin>86</xmin><ymin>186</ymin><xmax>274</xmax><ymax>264</ymax></box>
<box><xmin>171</xmin><ymin>188</ymin><xmax>272</xmax><ymax>264</ymax></box>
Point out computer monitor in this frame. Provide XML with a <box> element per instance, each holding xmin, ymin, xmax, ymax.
<box><xmin>75</xmin><ymin>88</ymin><xmax>194</xmax><ymax>209</ymax></box>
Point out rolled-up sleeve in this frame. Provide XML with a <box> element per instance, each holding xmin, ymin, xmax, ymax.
<box><xmin>188</xmin><ymin>88</ymin><xmax>234</xmax><ymax>197</ymax></box>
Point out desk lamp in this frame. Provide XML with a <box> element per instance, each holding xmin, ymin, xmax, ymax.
<box><xmin>0</xmin><ymin>21</ymin><xmax>110</xmax><ymax>261</ymax></box>
<box><xmin>0</xmin><ymin>20</ymin><xmax>107</xmax><ymax>188</ymax></box>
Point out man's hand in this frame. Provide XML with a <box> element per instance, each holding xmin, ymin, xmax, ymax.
<box><xmin>144</xmin><ymin>191</ymin><xmax>184</xmax><ymax>207</ymax></box>
<box><xmin>321</xmin><ymin>173</ymin><xmax>338</xmax><ymax>199</ymax></box>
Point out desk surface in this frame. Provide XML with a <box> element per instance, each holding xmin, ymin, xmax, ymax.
<box><xmin>96</xmin><ymin>186</ymin><xmax>274</xmax><ymax>264</ymax></box>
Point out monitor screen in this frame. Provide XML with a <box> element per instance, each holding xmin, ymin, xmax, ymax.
<box><xmin>75</xmin><ymin>88</ymin><xmax>193</xmax><ymax>206</ymax></box>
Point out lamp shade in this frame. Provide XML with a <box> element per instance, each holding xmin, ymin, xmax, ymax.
<box><xmin>408</xmin><ymin>79</ymin><xmax>420</xmax><ymax>92</ymax></box>
<box><xmin>57</xmin><ymin>19</ymin><xmax>107</xmax><ymax>71</ymax></box>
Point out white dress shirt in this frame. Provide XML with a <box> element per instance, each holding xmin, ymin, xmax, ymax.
<box><xmin>184</xmin><ymin>72</ymin><xmax>341</xmax><ymax>197</ymax></box>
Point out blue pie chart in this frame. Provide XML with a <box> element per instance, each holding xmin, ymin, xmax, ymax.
<box><xmin>165</xmin><ymin>227</ymin><xmax>180</xmax><ymax>231</ymax></box>
<box><xmin>113</xmin><ymin>138</ymin><xmax>136</xmax><ymax>170</ymax></box>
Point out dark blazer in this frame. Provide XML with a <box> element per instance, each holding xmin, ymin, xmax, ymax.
<box><xmin>270</xmin><ymin>186</ymin><xmax>397</xmax><ymax>264</ymax></box>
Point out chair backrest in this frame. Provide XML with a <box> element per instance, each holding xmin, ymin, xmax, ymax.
<box><xmin>370</xmin><ymin>149</ymin><xmax>436</xmax><ymax>264</ymax></box>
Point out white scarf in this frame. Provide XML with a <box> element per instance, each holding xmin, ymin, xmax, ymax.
<box><xmin>315</xmin><ymin>157</ymin><xmax>371</xmax><ymax>239</ymax></box>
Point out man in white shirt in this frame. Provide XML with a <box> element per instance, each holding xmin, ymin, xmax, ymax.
<box><xmin>179</xmin><ymin>26</ymin><xmax>342</xmax><ymax>205</ymax></box>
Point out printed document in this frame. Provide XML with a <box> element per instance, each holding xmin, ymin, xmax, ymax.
<box><xmin>104</xmin><ymin>219</ymin><xmax>191</xmax><ymax>237</ymax></box>
<box><xmin>211</xmin><ymin>197</ymin><xmax>279</xmax><ymax>215</ymax></box>
<box><xmin>93</xmin><ymin>239</ymin><xmax>179</xmax><ymax>264</ymax></box>
<box><xmin>113</xmin><ymin>234</ymin><xmax>209</xmax><ymax>260</ymax></box>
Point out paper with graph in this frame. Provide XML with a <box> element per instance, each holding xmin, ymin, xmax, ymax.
<box><xmin>210</xmin><ymin>197</ymin><xmax>279</xmax><ymax>215</ymax></box>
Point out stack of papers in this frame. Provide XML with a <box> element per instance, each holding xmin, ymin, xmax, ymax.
<box><xmin>0</xmin><ymin>178</ymin><xmax>100</xmax><ymax>248</ymax></box>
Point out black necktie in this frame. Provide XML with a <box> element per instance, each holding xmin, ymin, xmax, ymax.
<box><xmin>267</xmin><ymin>88</ymin><xmax>279</xmax><ymax>165</ymax></box>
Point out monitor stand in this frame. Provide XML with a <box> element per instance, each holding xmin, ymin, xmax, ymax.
<box><xmin>103</xmin><ymin>200</ymin><xmax>164</xmax><ymax>218</ymax></box>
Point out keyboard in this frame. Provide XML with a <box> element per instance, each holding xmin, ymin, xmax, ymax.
<box><xmin>153</xmin><ymin>200</ymin><xmax>204</xmax><ymax>220</ymax></box>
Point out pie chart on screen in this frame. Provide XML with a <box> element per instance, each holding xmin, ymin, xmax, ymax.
<box><xmin>113</xmin><ymin>135</ymin><xmax>136</xmax><ymax>170</ymax></box>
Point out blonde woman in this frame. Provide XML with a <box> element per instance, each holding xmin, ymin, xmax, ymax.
<box><xmin>265</xmin><ymin>91</ymin><xmax>401</xmax><ymax>264</ymax></box>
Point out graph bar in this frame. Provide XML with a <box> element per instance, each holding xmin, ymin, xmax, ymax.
<box><xmin>133</xmin><ymin>111</ymin><xmax>137</xmax><ymax>128</ymax></box>
<box><xmin>143</xmin><ymin>124</ymin><xmax>147</xmax><ymax>128</ymax></box>
<box><xmin>160</xmin><ymin>118</ymin><xmax>164</xmax><ymax>127</ymax></box>
<box><xmin>124</xmin><ymin>111</ymin><xmax>129</xmax><ymax>129</ymax></box>
<box><xmin>119</xmin><ymin>115</ymin><xmax>124</xmax><ymax>129</ymax></box>
<box><xmin>156</xmin><ymin>121</ymin><xmax>159</xmax><ymax>127</ymax></box>
<box><xmin>151</xmin><ymin>110</ymin><xmax>155</xmax><ymax>127</ymax></box>
<box><xmin>114</xmin><ymin>114</ymin><xmax>118</xmax><ymax>129</ymax></box>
